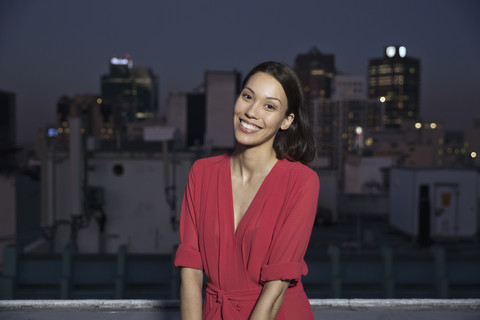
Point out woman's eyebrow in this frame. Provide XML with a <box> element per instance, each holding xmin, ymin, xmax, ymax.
<box><xmin>245</xmin><ymin>86</ymin><xmax>282</xmax><ymax>105</ymax></box>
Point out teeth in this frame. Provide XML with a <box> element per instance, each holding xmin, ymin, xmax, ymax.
<box><xmin>241</xmin><ymin>120</ymin><xmax>260</xmax><ymax>131</ymax></box>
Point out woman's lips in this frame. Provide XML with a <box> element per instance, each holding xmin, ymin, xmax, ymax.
<box><xmin>239</xmin><ymin>119</ymin><xmax>261</xmax><ymax>133</ymax></box>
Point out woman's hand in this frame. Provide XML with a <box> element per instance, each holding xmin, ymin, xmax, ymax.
<box><xmin>250</xmin><ymin>280</ymin><xmax>290</xmax><ymax>320</ymax></box>
<box><xmin>180</xmin><ymin>267</ymin><xmax>203</xmax><ymax>320</ymax></box>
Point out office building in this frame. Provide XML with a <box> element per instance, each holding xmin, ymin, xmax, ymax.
<box><xmin>368</xmin><ymin>46</ymin><xmax>420</xmax><ymax>128</ymax></box>
<box><xmin>101</xmin><ymin>55</ymin><xmax>159</xmax><ymax>126</ymax></box>
<box><xmin>313</xmin><ymin>75</ymin><xmax>381</xmax><ymax>170</ymax></box>
<box><xmin>294</xmin><ymin>47</ymin><xmax>336</xmax><ymax>119</ymax></box>
<box><xmin>55</xmin><ymin>94</ymin><xmax>108</xmax><ymax>150</ymax></box>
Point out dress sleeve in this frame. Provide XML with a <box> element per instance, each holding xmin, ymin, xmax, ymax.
<box><xmin>174</xmin><ymin>162</ymin><xmax>203</xmax><ymax>270</ymax></box>
<box><xmin>260</xmin><ymin>170</ymin><xmax>319</xmax><ymax>284</ymax></box>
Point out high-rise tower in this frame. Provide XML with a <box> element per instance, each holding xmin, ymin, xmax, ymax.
<box><xmin>101</xmin><ymin>55</ymin><xmax>159</xmax><ymax>125</ymax></box>
<box><xmin>368</xmin><ymin>46</ymin><xmax>420</xmax><ymax>128</ymax></box>
<box><xmin>294</xmin><ymin>47</ymin><xmax>336</xmax><ymax>118</ymax></box>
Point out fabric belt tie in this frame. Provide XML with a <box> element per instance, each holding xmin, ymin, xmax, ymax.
<box><xmin>205</xmin><ymin>282</ymin><xmax>262</xmax><ymax>319</ymax></box>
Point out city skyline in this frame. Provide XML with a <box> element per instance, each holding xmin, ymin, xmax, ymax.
<box><xmin>0</xmin><ymin>0</ymin><xmax>479</xmax><ymax>144</ymax></box>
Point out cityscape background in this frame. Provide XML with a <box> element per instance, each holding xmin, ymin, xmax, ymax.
<box><xmin>1</xmin><ymin>0</ymin><xmax>480</xmax><ymax>301</ymax></box>
<box><xmin>1</xmin><ymin>0</ymin><xmax>479</xmax><ymax>144</ymax></box>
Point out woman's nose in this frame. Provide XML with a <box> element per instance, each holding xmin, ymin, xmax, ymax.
<box><xmin>245</xmin><ymin>103</ymin><xmax>259</xmax><ymax>119</ymax></box>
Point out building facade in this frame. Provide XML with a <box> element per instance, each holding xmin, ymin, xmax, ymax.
<box><xmin>166</xmin><ymin>70</ymin><xmax>241</xmax><ymax>151</ymax></box>
<box><xmin>101</xmin><ymin>55</ymin><xmax>159</xmax><ymax>126</ymax></box>
<box><xmin>294</xmin><ymin>47</ymin><xmax>336</xmax><ymax>119</ymax></box>
<box><xmin>368</xmin><ymin>46</ymin><xmax>420</xmax><ymax>128</ymax></box>
<box><xmin>313</xmin><ymin>75</ymin><xmax>382</xmax><ymax>170</ymax></box>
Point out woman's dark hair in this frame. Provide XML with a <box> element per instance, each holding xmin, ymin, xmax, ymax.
<box><xmin>242</xmin><ymin>61</ymin><xmax>315</xmax><ymax>164</ymax></box>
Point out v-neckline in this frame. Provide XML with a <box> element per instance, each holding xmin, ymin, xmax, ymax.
<box><xmin>227</xmin><ymin>154</ymin><xmax>280</xmax><ymax>236</ymax></box>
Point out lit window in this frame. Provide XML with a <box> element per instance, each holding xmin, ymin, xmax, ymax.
<box><xmin>311</xmin><ymin>69</ymin><xmax>325</xmax><ymax>76</ymax></box>
<box><xmin>365</xmin><ymin>137</ymin><xmax>373</xmax><ymax>146</ymax></box>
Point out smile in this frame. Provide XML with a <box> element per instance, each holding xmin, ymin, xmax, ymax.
<box><xmin>240</xmin><ymin>119</ymin><xmax>261</xmax><ymax>132</ymax></box>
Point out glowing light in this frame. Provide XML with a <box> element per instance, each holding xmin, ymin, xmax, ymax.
<box><xmin>110</xmin><ymin>57</ymin><xmax>129</xmax><ymax>65</ymax></box>
<box><xmin>430</xmin><ymin>123</ymin><xmax>437</xmax><ymax>129</ymax></box>
<box><xmin>47</xmin><ymin>128</ymin><xmax>58</xmax><ymax>137</ymax></box>
<box><xmin>311</xmin><ymin>69</ymin><xmax>325</xmax><ymax>76</ymax></box>
<box><xmin>379</xmin><ymin>96</ymin><xmax>386</xmax><ymax>103</ymax></box>
<box><xmin>399</xmin><ymin>46</ymin><xmax>407</xmax><ymax>57</ymax></box>
<box><xmin>97</xmin><ymin>98</ymin><xmax>103</xmax><ymax>104</ymax></box>
<box><xmin>355</xmin><ymin>126</ymin><xmax>363</xmax><ymax>135</ymax></box>
<box><xmin>415</xmin><ymin>122</ymin><xmax>422</xmax><ymax>129</ymax></box>
<box><xmin>365</xmin><ymin>137</ymin><xmax>373</xmax><ymax>146</ymax></box>
<box><xmin>386</xmin><ymin>46</ymin><xmax>396</xmax><ymax>57</ymax></box>
<box><xmin>471</xmin><ymin>152</ymin><xmax>477</xmax><ymax>158</ymax></box>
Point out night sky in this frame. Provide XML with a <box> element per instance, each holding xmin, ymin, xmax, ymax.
<box><xmin>1</xmin><ymin>0</ymin><xmax>479</xmax><ymax>144</ymax></box>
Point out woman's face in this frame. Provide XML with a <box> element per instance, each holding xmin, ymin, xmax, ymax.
<box><xmin>233</xmin><ymin>72</ymin><xmax>294</xmax><ymax>150</ymax></box>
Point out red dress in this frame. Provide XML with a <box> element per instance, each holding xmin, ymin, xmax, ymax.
<box><xmin>174</xmin><ymin>154</ymin><xmax>319</xmax><ymax>319</ymax></box>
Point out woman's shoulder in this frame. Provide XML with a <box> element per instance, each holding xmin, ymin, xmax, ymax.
<box><xmin>277</xmin><ymin>158</ymin><xmax>317</xmax><ymax>178</ymax></box>
<box><xmin>276</xmin><ymin>159</ymin><xmax>320</xmax><ymax>190</ymax></box>
<box><xmin>191</xmin><ymin>154</ymin><xmax>229</xmax><ymax>172</ymax></box>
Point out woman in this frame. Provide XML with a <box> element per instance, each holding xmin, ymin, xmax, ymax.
<box><xmin>174</xmin><ymin>61</ymin><xmax>319</xmax><ymax>319</ymax></box>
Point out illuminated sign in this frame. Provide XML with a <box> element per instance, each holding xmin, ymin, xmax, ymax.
<box><xmin>111</xmin><ymin>57</ymin><xmax>129</xmax><ymax>65</ymax></box>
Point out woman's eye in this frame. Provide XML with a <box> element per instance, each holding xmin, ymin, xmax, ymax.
<box><xmin>242</xmin><ymin>93</ymin><xmax>252</xmax><ymax>100</ymax></box>
<box><xmin>265</xmin><ymin>104</ymin><xmax>275</xmax><ymax>110</ymax></box>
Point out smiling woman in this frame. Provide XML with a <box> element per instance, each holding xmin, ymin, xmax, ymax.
<box><xmin>174</xmin><ymin>61</ymin><xmax>319</xmax><ymax>319</ymax></box>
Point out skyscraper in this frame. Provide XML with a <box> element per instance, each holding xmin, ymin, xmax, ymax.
<box><xmin>101</xmin><ymin>55</ymin><xmax>159</xmax><ymax>126</ymax></box>
<box><xmin>368</xmin><ymin>46</ymin><xmax>420</xmax><ymax>128</ymax></box>
<box><xmin>314</xmin><ymin>75</ymin><xmax>381</xmax><ymax>171</ymax></box>
<box><xmin>294</xmin><ymin>47</ymin><xmax>336</xmax><ymax>118</ymax></box>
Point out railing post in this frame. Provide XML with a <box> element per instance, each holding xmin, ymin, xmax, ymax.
<box><xmin>382</xmin><ymin>246</ymin><xmax>395</xmax><ymax>298</ymax></box>
<box><xmin>171</xmin><ymin>245</ymin><xmax>180</xmax><ymax>299</ymax></box>
<box><xmin>116</xmin><ymin>245</ymin><xmax>127</xmax><ymax>299</ymax></box>
<box><xmin>60</xmin><ymin>246</ymin><xmax>74</xmax><ymax>299</ymax></box>
<box><xmin>0</xmin><ymin>246</ymin><xmax>17</xmax><ymax>299</ymax></box>
<box><xmin>431</xmin><ymin>246</ymin><xmax>448</xmax><ymax>298</ymax></box>
<box><xmin>328</xmin><ymin>245</ymin><xmax>341</xmax><ymax>298</ymax></box>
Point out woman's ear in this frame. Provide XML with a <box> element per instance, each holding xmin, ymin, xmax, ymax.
<box><xmin>281</xmin><ymin>113</ymin><xmax>295</xmax><ymax>130</ymax></box>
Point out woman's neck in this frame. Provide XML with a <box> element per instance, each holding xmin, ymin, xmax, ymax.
<box><xmin>230</xmin><ymin>145</ymin><xmax>278</xmax><ymax>182</ymax></box>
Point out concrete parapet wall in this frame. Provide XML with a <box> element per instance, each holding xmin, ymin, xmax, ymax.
<box><xmin>0</xmin><ymin>299</ymin><xmax>479</xmax><ymax>320</ymax></box>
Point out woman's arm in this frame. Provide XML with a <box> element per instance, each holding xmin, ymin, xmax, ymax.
<box><xmin>250</xmin><ymin>279</ymin><xmax>290</xmax><ymax>320</ymax></box>
<box><xmin>180</xmin><ymin>267</ymin><xmax>203</xmax><ymax>320</ymax></box>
